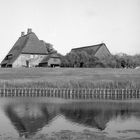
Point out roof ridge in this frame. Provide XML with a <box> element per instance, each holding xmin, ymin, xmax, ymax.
<box><xmin>71</xmin><ymin>43</ymin><xmax>105</xmax><ymax>50</ymax></box>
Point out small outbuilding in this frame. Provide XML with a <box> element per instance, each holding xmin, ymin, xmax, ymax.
<box><xmin>39</xmin><ymin>53</ymin><xmax>61</xmax><ymax>67</ymax></box>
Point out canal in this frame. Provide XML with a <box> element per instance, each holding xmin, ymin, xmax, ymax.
<box><xmin>0</xmin><ymin>97</ymin><xmax>140</xmax><ymax>140</ymax></box>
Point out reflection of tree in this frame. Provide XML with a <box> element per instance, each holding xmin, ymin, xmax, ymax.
<box><xmin>4</xmin><ymin>103</ymin><xmax>57</xmax><ymax>138</ymax></box>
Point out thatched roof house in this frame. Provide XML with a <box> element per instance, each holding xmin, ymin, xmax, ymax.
<box><xmin>71</xmin><ymin>43</ymin><xmax>111</xmax><ymax>58</ymax></box>
<box><xmin>1</xmin><ymin>29</ymin><xmax>61</xmax><ymax>68</ymax></box>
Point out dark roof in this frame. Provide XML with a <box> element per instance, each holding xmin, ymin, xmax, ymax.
<box><xmin>71</xmin><ymin>43</ymin><xmax>110</xmax><ymax>56</ymax></box>
<box><xmin>1</xmin><ymin>32</ymin><xmax>50</xmax><ymax>65</ymax></box>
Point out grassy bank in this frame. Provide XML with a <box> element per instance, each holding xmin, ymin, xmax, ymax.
<box><xmin>0</xmin><ymin>68</ymin><xmax>140</xmax><ymax>89</ymax></box>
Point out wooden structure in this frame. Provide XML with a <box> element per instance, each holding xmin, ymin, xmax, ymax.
<box><xmin>0</xmin><ymin>88</ymin><xmax>139</xmax><ymax>100</ymax></box>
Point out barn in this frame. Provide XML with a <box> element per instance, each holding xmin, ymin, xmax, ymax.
<box><xmin>71</xmin><ymin>43</ymin><xmax>111</xmax><ymax>58</ymax></box>
<box><xmin>1</xmin><ymin>29</ymin><xmax>61</xmax><ymax>68</ymax></box>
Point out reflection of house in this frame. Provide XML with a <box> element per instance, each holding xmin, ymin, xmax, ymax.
<box><xmin>4</xmin><ymin>103</ymin><xmax>58</xmax><ymax>138</ymax></box>
<box><xmin>71</xmin><ymin>43</ymin><xmax>111</xmax><ymax>58</ymax></box>
<box><xmin>60</xmin><ymin>108</ymin><xmax>107</xmax><ymax>130</ymax></box>
<box><xmin>1</xmin><ymin>28</ymin><xmax>60</xmax><ymax>68</ymax></box>
<box><xmin>39</xmin><ymin>53</ymin><xmax>61</xmax><ymax>67</ymax></box>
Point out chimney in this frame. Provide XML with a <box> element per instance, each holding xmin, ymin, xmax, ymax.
<box><xmin>21</xmin><ymin>32</ymin><xmax>25</xmax><ymax>36</ymax></box>
<box><xmin>27</xmin><ymin>28</ymin><xmax>32</xmax><ymax>34</ymax></box>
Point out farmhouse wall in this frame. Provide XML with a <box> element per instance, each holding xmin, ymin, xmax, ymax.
<box><xmin>13</xmin><ymin>54</ymin><xmax>46</xmax><ymax>67</ymax></box>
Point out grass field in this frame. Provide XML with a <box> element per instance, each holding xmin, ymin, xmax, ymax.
<box><xmin>0</xmin><ymin>68</ymin><xmax>140</xmax><ymax>88</ymax></box>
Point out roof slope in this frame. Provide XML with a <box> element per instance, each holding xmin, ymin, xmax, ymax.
<box><xmin>1</xmin><ymin>32</ymin><xmax>49</xmax><ymax>65</ymax></box>
<box><xmin>21</xmin><ymin>33</ymin><xmax>48</xmax><ymax>54</ymax></box>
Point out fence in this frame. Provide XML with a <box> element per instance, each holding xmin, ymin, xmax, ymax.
<box><xmin>0</xmin><ymin>88</ymin><xmax>139</xmax><ymax>100</ymax></box>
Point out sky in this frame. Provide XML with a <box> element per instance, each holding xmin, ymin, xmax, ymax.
<box><xmin>0</xmin><ymin>0</ymin><xmax>140</xmax><ymax>61</ymax></box>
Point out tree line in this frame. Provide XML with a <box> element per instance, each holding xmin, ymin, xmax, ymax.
<box><xmin>60</xmin><ymin>49</ymin><xmax>140</xmax><ymax>68</ymax></box>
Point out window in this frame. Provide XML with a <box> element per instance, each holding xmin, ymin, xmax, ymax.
<box><xmin>5</xmin><ymin>54</ymin><xmax>13</xmax><ymax>60</ymax></box>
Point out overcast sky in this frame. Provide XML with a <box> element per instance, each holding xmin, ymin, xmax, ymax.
<box><xmin>0</xmin><ymin>0</ymin><xmax>140</xmax><ymax>61</ymax></box>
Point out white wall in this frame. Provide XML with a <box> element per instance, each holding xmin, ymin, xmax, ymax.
<box><xmin>13</xmin><ymin>54</ymin><xmax>46</xmax><ymax>67</ymax></box>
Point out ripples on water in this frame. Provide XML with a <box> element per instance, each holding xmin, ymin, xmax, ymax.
<box><xmin>0</xmin><ymin>97</ymin><xmax>140</xmax><ymax>139</ymax></box>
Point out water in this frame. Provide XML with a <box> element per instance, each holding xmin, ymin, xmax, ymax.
<box><xmin>0</xmin><ymin>97</ymin><xmax>140</xmax><ymax>139</ymax></box>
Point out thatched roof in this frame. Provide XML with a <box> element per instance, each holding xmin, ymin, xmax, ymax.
<box><xmin>1</xmin><ymin>31</ymin><xmax>51</xmax><ymax>65</ymax></box>
<box><xmin>71</xmin><ymin>43</ymin><xmax>110</xmax><ymax>56</ymax></box>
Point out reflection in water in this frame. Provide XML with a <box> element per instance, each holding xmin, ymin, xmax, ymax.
<box><xmin>1</xmin><ymin>98</ymin><xmax>140</xmax><ymax>139</ymax></box>
<box><xmin>4</xmin><ymin>102</ymin><xmax>58</xmax><ymax>138</ymax></box>
<box><xmin>60</xmin><ymin>104</ymin><xmax>137</xmax><ymax>131</ymax></box>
